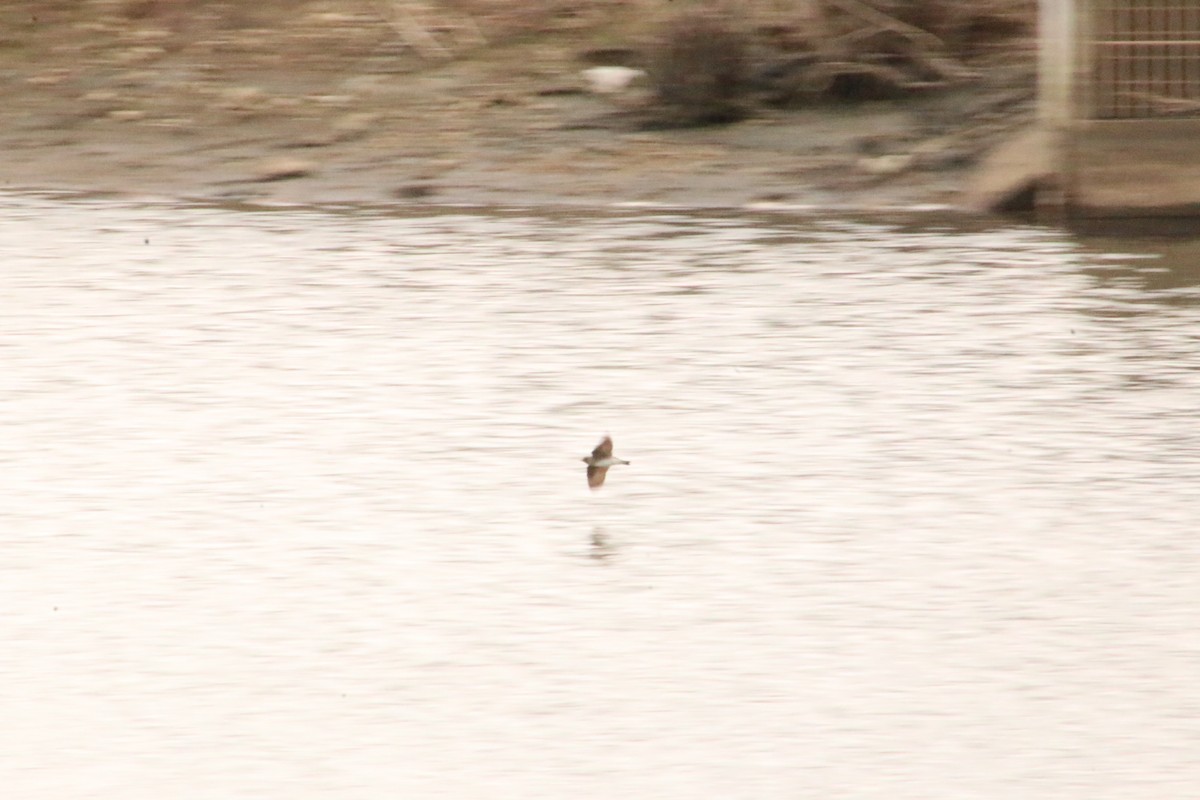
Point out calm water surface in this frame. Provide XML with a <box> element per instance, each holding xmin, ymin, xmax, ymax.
<box><xmin>2</xmin><ymin>194</ymin><xmax>1198</xmax><ymax>799</ymax></box>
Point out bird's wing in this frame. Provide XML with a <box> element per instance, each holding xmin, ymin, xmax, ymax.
<box><xmin>587</xmin><ymin>465</ymin><xmax>608</xmax><ymax>489</ymax></box>
<box><xmin>592</xmin><ymin>436</ymin><xmax>613</xmax><ymax>459</ymax></box>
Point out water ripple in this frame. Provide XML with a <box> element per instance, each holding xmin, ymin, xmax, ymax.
<box><xmin>2</xmin><ymin>194</ymin><xmax>1198</xmax><ymax>799</ymax></box>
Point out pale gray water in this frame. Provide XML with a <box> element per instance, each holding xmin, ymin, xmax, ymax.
<box><xmin>2</xmin><ymin>194</ymin><xmax>1198</xmax><ymax>799</ymax></box>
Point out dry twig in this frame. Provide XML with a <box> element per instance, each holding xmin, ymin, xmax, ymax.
<box><xmin>376</xmin><ymin>0</ymin><xmax>486</xmax><ymax>60</ymax></box>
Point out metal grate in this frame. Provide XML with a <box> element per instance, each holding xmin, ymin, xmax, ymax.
<box><xmin>1088</xmin><ymin>1</ymin><xmax>1200</xmax><ymax>118</ymax></box>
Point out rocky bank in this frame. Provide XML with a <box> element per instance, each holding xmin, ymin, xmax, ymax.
<box><xmin>0</xmin><ymin>1</ymin><xmax>1037</xmax><ymax>210</ymax></box>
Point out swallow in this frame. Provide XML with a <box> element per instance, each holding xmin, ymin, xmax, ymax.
<box><xmin>581</xmin><ymin>435</ymin><xmax>630</xmax><ymax>490</ymax></box>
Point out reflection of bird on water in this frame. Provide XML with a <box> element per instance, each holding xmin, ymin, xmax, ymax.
<box><xmin>581</xmin><ymin>435</ymin><xmax>630</xmax><ymax>490</ymax></box>
<box><xmin>589</xmin><ymin>527</ymin><xmax>615</xmax><ymax>562</ymax></box>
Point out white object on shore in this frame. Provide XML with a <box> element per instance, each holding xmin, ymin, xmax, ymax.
<box><xmin>582</xmin><ymin>66</ymin><xmax>648</xmax><ymax>95</ymax></box>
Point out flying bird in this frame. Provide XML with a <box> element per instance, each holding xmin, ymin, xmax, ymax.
<box><xmin>581</xmin><ymin>436</ymin><xmax>630</xmax><ymax>490</ymax></box>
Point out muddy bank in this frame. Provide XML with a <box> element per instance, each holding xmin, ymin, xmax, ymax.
<box><xmin>0</xmin><ymin>2</ymin><xmax>1036</xmax><ymax>210</ymax></box>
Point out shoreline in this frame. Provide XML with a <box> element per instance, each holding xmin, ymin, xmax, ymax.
<box><xmin>0</xmin><ymin>104</ymin><xmax>1014</xmax><ymax>215</ymax></box>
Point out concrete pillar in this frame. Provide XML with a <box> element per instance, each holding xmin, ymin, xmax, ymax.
<box><xmin>1038</xmin><ymin>0</ymin><xmax>1077</xmax><ymax>214</ymax></box>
